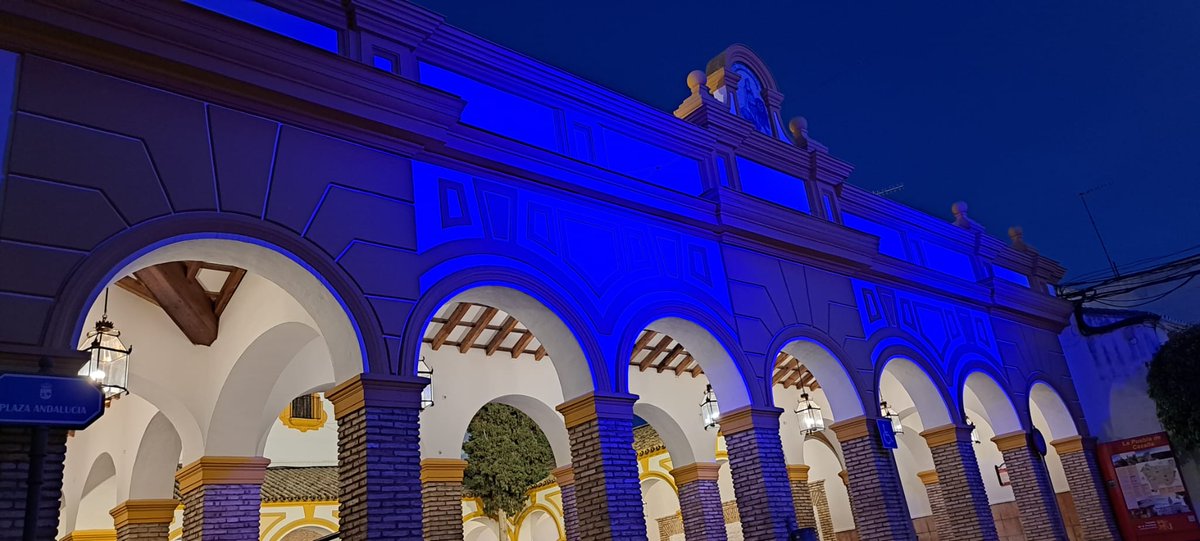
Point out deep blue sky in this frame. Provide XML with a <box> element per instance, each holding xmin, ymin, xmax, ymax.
<box><xmin>412</xmin><ymin>1</ymin><xmax>1200</xmax><ymax>315</ymax></box>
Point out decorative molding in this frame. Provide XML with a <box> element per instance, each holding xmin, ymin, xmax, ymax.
<box><xmin>555</xmin><ymin>392</ymin><xmax>635</xmax><ymax>429</ymax></box>
<box><xmin>551</xmin><ymin>465</ymin><xmax>574</xmax><ymax>487</ymax></box>
<box><xmin>59</xmin><ymin>530</ymin><xmax>117</xmax><ymax>541</ymax></box>
<box><xmin>717</xmin><ymin>406</ymin><xmax>781</xmax><ymax>435</ymax></box>
<box><xmin>917</xmin><ymin>469</ymin><xmax>940</xmax><ymax>486</ymax></box>
<box><xmin>669</xmin><ymin>462</ymin><xmax>721</xmax><ymax>485</ymax></box>
<box><xmin>829</xmin><ymin>416</ymin><xmax>871</xmax><ymax>441</ymax></box>
<box><xmin>1050</xmin><ymin>435</ymin><xmax>1085</xmax><ymax>455</ymax></box>
<box><xmin>991</xmin><ymin>430</ymin><xmax>1030</xmax><ymax>452</ymax></box>
<box><xmin>109</xmin><ymin>499</ymin><xmax>180</xmax><ymax>528</ymax></box>
<box><xmin>920</xmin><ymin>424</ymin><xmax>971</xmax><ymax>448</ymax></box>
<box><xmin>787</xmin><ymin>464</ymin><xmax>811</xmax><ymax>483</ymax></box>
<box><xmin>326</xmin><ymin>373</ymin><xmax>426</xmax><ymax>418</ymax></box>
<box><xmin>175</xmin><ymin>456</ymin><xmax>270</xmax><ymax>494</ymax></box>
<box><xmin>420</xmin><ymin>458</ymin><xmax>469</xmax><ymax>483</ymax></box>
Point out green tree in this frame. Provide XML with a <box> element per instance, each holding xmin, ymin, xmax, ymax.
<box><xmin>462</xmin><ymin>403</ymin><xmax>555</xmax><ymax>528</ymax></box>
<box><xmin>1147</xmin><ymin>324</ymin><xmax>1200</xmax><ymax>452</ymax></box>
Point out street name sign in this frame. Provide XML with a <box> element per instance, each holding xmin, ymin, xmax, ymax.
<box><xmin>0</xmin><ymin>374</ymin><xmax>104</xmax><ymax>428</ymax></box>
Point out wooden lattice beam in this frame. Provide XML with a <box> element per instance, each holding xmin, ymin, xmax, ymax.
<box><xmin>485</xmin><ymin>316</ymin><xmax>518</xmax><ymax>356</ymax></box>
<box><xmin>639</xmin><ymin>335</ymin><xmax>673</xmax><ymax>371</ymax></box>
<box><xmin>511</xmin><ymin>331</ymin><xmax>534</xmax><ymax>359</ymax></box>
<box><xmin>658</xmin><ymin>344</ymin><xmax>685</xmax><ymax>373</ymax></box>
<box><xmin>431</xmin><ymin>303</ymin><xmax>470</xmax><ymax>350</ymax></box>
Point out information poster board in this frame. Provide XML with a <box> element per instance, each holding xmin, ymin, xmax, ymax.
<box><xmin>1098</xmin><ymin>432</ymin><xmax>1198</xmax><ymax>540</ymax></box>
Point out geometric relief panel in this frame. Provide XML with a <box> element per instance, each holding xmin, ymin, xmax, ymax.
<box><xmin>852</xmin><ymin>278</ymin><xmax>1000</xmax><ymax>376</ymax></box>
<box><xmin>410</xmin><ymin>160</ymin><xmax>730</xmax><ymax>311</ymax></box>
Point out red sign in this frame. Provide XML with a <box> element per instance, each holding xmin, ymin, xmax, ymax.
<box><xmin>1097</xmin><ymin>432</ymin><xmax>1198</xmax><ymax>540</ymax></box>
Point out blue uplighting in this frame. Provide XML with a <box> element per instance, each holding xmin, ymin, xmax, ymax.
<box><xmin>185</xmin><ymin>0</ymin><xmax>339</xmax><ymax>53</ymax></box>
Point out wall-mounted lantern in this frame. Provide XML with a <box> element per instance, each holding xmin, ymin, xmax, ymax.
<box><xmin>418</xmin><ymin>356</ymin><xmax>434</xmax><ymax>410</ymax></box>
<box><xmin>880</xmin><ymin>399</ymin><xmax>902</xmax><ymax>435</ymax></box>
<box><xmin>967</xmin><ymin>417</ymin><xmax>981</xmax><ymax>444</ymax></box>
<box><xmin>700</xmin><ymin>384</ymin><xmax>720</xmax><ymax>430</ymax></box>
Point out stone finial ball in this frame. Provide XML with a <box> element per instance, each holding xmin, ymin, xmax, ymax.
<box><xmin>1008</xmin><ymin>226</ymin><xmax>1024</xmax><ymax>237</ymax></box>
<box><xmin>788</xmin><ymin>116</ymin><xmax>808</xmax><ymax>136</ymax></box>
<box><xmin>951</xmin><ymin>201</ymin><xmax>969</xmax><ymax>215</ymax></box>
<box><xmin>687</xmin><ymin>70</ymin><xmax>707</xmax><ymax>93</ymax></box>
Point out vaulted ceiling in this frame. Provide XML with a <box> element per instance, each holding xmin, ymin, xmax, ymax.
<box><xmin>116</xmin><ymin>261</ymin><xmax>246</xmax><ymax>346</ymax></box>
<box><xmin>422</xmin><ymin>302</ymin><xmax>819</xmax><ymax>389</ymax></box>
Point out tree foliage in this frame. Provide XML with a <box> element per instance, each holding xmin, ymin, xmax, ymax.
<box><xmin>462</xmin><ymin>403</ymin><xmax>555</xmax><ymax>519</ymax></box>
<box><xmin>1147</xmin><ymin>325</ymin><xmax>1200</xmax><ymax>452</ymax></box>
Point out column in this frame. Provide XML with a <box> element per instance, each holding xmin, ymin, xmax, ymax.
<box><xmin>787</xmin><ymin>465</ymin><xmax>817</xmax><ymax>530</ymax></box>
<box><xmin>920</xmin><ymin>424</ymin><xmax>999</xmax><ymax>540</ymax></box>
<box><xmin>327</xmin><ymin>373</ymin><xmax>426</xmax><ymax>541</ymax></box>
<box><xmin>670</xmin><ymin>462</ymin><xmax>728</xmax><ymax>541</ymax></box>
<box><xmin>808</xmin><ymin>480</ymin><xmax>836</xmax><ymax>541</ymax></box>
<box><xmin>421</xmin><ymin>459</ymin><xmax>467</xmax><ymax>541</ymax></box>
<box><xmin>552</xmin><ymin>465</ymin><xmax>580</xmax><ymax>541</ymax></box>
<box><xmin>992</xmin><ymin>431</ymin><xmax>1068</xmax><ymax>540</ymax></box>
<box><xmin>556</xmin><ymin>393</ymin><xmax>647</xmax><ymax>540</ymax></box>
<box><xmin>1052</xmin><ymin>436</ymin><xmax>1120</xmax><ymax>541</ymax></box>
<box><xmin>0</xmin><ymin>425</ymin><xmax>69</xmax><ymax>541</ymax></box>
<box><xmin>829</xmin><ymin>416</ymin><xmax>915</xmax><ymax>540</ymax></box>
<box><xmin>917</xmin><ymin>469</ymin><xmax>952</xmax><ymax>539</ymax></box>
<box><xmin>176</xmin><ymin>456</ymin><xmax>270</xmax><ymax>541</ymax></box>
<box><xmin>720</xmin><ymin>407</ymin><xmax>798</xmax><ymax>540</ymax></box>
<box><xmin>110</xmin><ymin>499</ymin><xmax>179</xmax><ymax>541</ymax></box>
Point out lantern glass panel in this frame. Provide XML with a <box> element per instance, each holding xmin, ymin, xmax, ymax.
<box><xmin>418</xmin><ymin>357</ymin><xmax>434</xmax><ymax>410</ymax></box>
<box><xmin>796</xmin><ymin>391</ymin><xmax>824</xmax><ymax>435</ymax></box>
<box><xmin>700</xmin><ymin>385</ymin><xmax>720</xmax><ymax>430</ymax></box>
<box><xmin>880</xmin><ymin>400</ymin><xmax>903</xmax><ymax>434</ymax></box>
<box><xmin>79</xmin><ymin>318</ymin><xmax>130</xmax><ymax>398</ymax></box>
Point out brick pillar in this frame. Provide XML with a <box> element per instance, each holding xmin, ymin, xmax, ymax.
<box><xmin>829</xmin><ymin>416</ymin><xmax>915</xmax><ymax>540</ymax></box>
<box><xmin>59</xmin><ymin>531</ymin><xmax>117</xmax><ymax>541</ymax></box>
<box><xmin>809</xmin><ymin>480</ymin><xmax>836</xmax><ymax>541</ymax></box>
<box><xmin>921</xmin><ymin>424</ymin><xmax>999</xmax><ymax>540</ymax></box>
<box><xmin>992</xmin><ymin>431</ymin><xmax>1068</xmax><ymax>541</ymax></box>
<box><xmin>110</xmin><ymin>499</ymin><xmax>179</xmax><ymax>541</ymax></box>
<box><xmin>176</xmin><ymin>456</ymin><xmax>269</xmax><ymax>541</ymax></box>
<box><xmin>552</xmin><ymin>465</ymin><xmax>580</xmax><ymax>541</ymax></box>
<box><xmin>917</xmin><ymin>469</ymin><xmax>952</xmax><ymax>539</ymax></box>
<box><xmin>421</xmin><ymin>459</ymin><xmax>467</xmax><ymax>541</ymax></box>
<box><xmin>787</xmin><ymin>465</ymin><xmax>817</xmax><ymax>530</ymax></box>
<box><xmin>328</xmin><ymin>374</ymin><xmax>426</xmax><ymax>541</ymax></box>
<box><xmin>0</xmin><ymin>425</ymin><xmax>69</xmax><ymax>540</ymax></box>
<box><xmin>556</xmin><ymin>393</ymin><xmax>647</xmax><ymax>541</ymax></box>
<box><xmin>670</xmin><ymin>462</ymin><xmax>728</xmax><ymax>541</ymax></box>
<box><xmin>720</xmin><ymin>406</ymin><xmax>798</xmax><ymax>540</ymax></box>
<box><xmin>1052</xmin><ymin>436</ymin><xmax>1121</xmax><ymax>541</ymax></box>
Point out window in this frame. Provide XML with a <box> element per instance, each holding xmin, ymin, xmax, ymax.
<box><xmin>279</xmin><ymin>393</ymin><xmax>328</xmax><ymax>432</ymax></box>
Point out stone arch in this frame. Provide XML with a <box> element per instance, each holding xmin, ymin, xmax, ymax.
<box><xmin>278</xmin><ymin>524</ymin><xmax>337</xmax><ymax>541</ymax></box>
<box><xmin>70</xmin><ymin>452</ymin><xmax>118</xmax><ymax>532</ymax></box>
<box><xmin>424</xmin><ymin>393</ymin><xmax>571</xmax><ymax>467</ymax></box>
<box><xmin>123</xmin><ymin>370</ymin><xmax>205</xmax><ymax>465</ymax></box>
<box><xmin>1029</xmin><ymin>381</ymin><xmax>1081</xmax><ymax>441</ymax></box>
<box><xmin>773</xmin><ymin>330</ymin><xmax>865</xmax><ymax>421</ymax></box>
<box><xmin>206</xmin><ymin>321</ymin><xmax>323</xmax><ymax>457</ymax></box>
<box><xmin>961</xmin><ymin>369</ymin><xmax>1023</xmax><ymax>436</ymax></box>
<box><xmin>515</xmin><ymin>505</ymin><xmax>561</xmax><ymax>541</ymax></box>
<box><xmin>403</xmin><ymin>265</ymin><xmax>604</xmax><ymax>400</ymax></box>
<box><xmin>877</xmin><ymin>356</ymin><xmax>954</xmax><ymax>429</ymax></box>
<box><xmin>490</xmin><ymin>395</ymin><xmax>572</xmax><ymax>467</ymax></box>
<box><xmin>633</xmin><ymin>402</ymin><xmax>697</xmax><ymax>466</ymax></box>
<box><xmin>127</xmin><ymin>412</ymin><xmax>183</xmax><ymax>501</ymax></box>
<box><xmin>633</xmin><ymin>315</ymin><xmax>751</xmax><ymax>411</ymax></box>
<box><xmin>50</xmin><ymin>225</ymin><xmax>377</xmax><ymax>381</ymax></box>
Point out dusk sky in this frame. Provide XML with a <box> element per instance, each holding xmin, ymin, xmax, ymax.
<box><xmin>413</xmin><ymin>1</ymin><xmax>1200</xmax><ymax>318</ymax></box>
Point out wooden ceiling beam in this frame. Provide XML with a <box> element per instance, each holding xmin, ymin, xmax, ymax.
<box><xmin>212</xmin><ymin>267</ymin><xmax>245</xmax><ymax>317</ymax></box>
<box><xmin>639</xmin><ymin>335</ymin><xmax>673</xmax><ymax>372</ymax></box>
<box><xmin>510</xmin><ymin>331</ymin><xmax>534</xmax><ymax>359</ymax></box>
<box><xmin>485</xmin><ymin>316</ymin><xmax>518</xmax><ymax>356</ymax></box>
<box><xmin>431</xmin><ymin>303</ymin><xmax>470</xmax><ymax>350</ymax></box>
<box><xmin>133</xmin><ymin>262</ymin><xmax>219</xmax><ymax>346</ymax></box>
<box><xmin>658</xmin><ymin>344</ymin><xmax>685</xmax><ymax>373</ymax></box>
<box><xmin>631</xmin><ymin>330</ymin><xmax>657</xmax><ymax>358</ymax></box>
<box><xmin>673</xmin><ymin>355</ymin><xmax>695</xmax><ymax>376</ymax></box>
<box><xmin>115</xmin><ymin>276</ymin><xmax>158</xmax><ymax>306</ymax></box>
<box><xmin>459</xmin><ymin>307</ymin><xmax>498</xmax><ymax>354</ymax></box>
<box><xmin>534</xmin><ymin>345</ymin><xmax>546</xmax><ymax>361</ymax></box>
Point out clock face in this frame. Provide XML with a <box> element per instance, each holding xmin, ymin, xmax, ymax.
<box><xmin>731</xmin><ymin>62</ymin><xmax>772</xmax><ymax>136</ymax></box>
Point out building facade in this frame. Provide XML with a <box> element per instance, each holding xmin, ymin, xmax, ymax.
<box><xmin>0</xmin><ymin>1</ymin><xmax>1123</xmax><ymax>540</ymax></box>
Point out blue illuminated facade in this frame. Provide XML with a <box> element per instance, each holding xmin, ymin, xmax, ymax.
<box><xmin>0</xmin><ymin>2</ymin><xmax>1122</xmax><ymax>541</ymax></box>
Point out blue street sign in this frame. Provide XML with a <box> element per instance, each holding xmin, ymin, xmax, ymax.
<box><xmin>877</xmin><ymin>418</ymin><xmax>898</xmax><ymax>449</ymax></box>
<box><xmin>0</xmin><ymin>374</ymin><xmax>104</xmax><ymax>428</ymax></box>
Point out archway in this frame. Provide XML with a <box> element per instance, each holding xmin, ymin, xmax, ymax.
<box><xmin>878</xmin><ymin>356</ymin><xmax>955</xmax><ymax>525</ymax></box>
<box><xmin>962</xmin><ymin>371</ymin><xmax>1023</xmax><ymax>507</ymax></box>
<box><xmin>1030</xmin><ymin>382</ymin><xmax>1079</xmax><ymax>495</ymax></box>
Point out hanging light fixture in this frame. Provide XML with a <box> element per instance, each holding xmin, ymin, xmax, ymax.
<box><xmin>880</xmin><ymin>399</ymin><xmax>902</xmax><ymax>434</ymax></box>
<box><xmin>967</xmin><ymin>417</ymin><xmax>981</xmax><ymax>445</ymax></box>
<box><xmin>795</xmin><ymin>388</ymin><xmax>824</xmax><ymax>435</ymax></box>
<box><xmin>79</xmin><ymin>288</ymin><xmax>131</xmax><ymax>399</ymax></box>
<box><xmin>418</xmin><ymin>356</ymin><xmax>434</xmax><ymax>410</ymax></box>
<box><xmin>700</xmin><ymin>384</ymin><xmax>720</xmax><ymax>430</ymax></box>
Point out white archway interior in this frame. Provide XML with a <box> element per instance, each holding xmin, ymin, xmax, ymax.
<box><xmin>880</xmin><ymin>357</ymin><xmax>953</xmax><ymax>430</ymax></box>
<box><xmin>1029</xmin><ymin>382</ymin><xmax>1080</xmax><ymax>441</ymax></box>
<box><xmin>74</xmin><ymin>453</ymin><xmax>117</xmax><ymax>531</ymax></box>
<box><xmin>640</xmin><ymin>476</ymin><xmax>680</xmax><ymax>541</ymax></box>
<box><xmin>804</xmin><ymin>437</ymin><xmax>855</xmax><ymax>532</ymax></box>
<box><xmin>644</xmin><ymin>317</ymin><xmax>750</xmax><ymax>411</ymax></box>
<box><xmin>632</xmin><ymin>402</ymin><xmax>698</xmax><ymax>466</ymax></box>
<box><xmin>782</xmin><ymin>339</ymin><xmax>864</xmax><ymax>421</ymax></box>
<box><xmin>963</xmin><ymin>371</ymin><xmax>1023</xmax><ymax>436</ymax></box>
